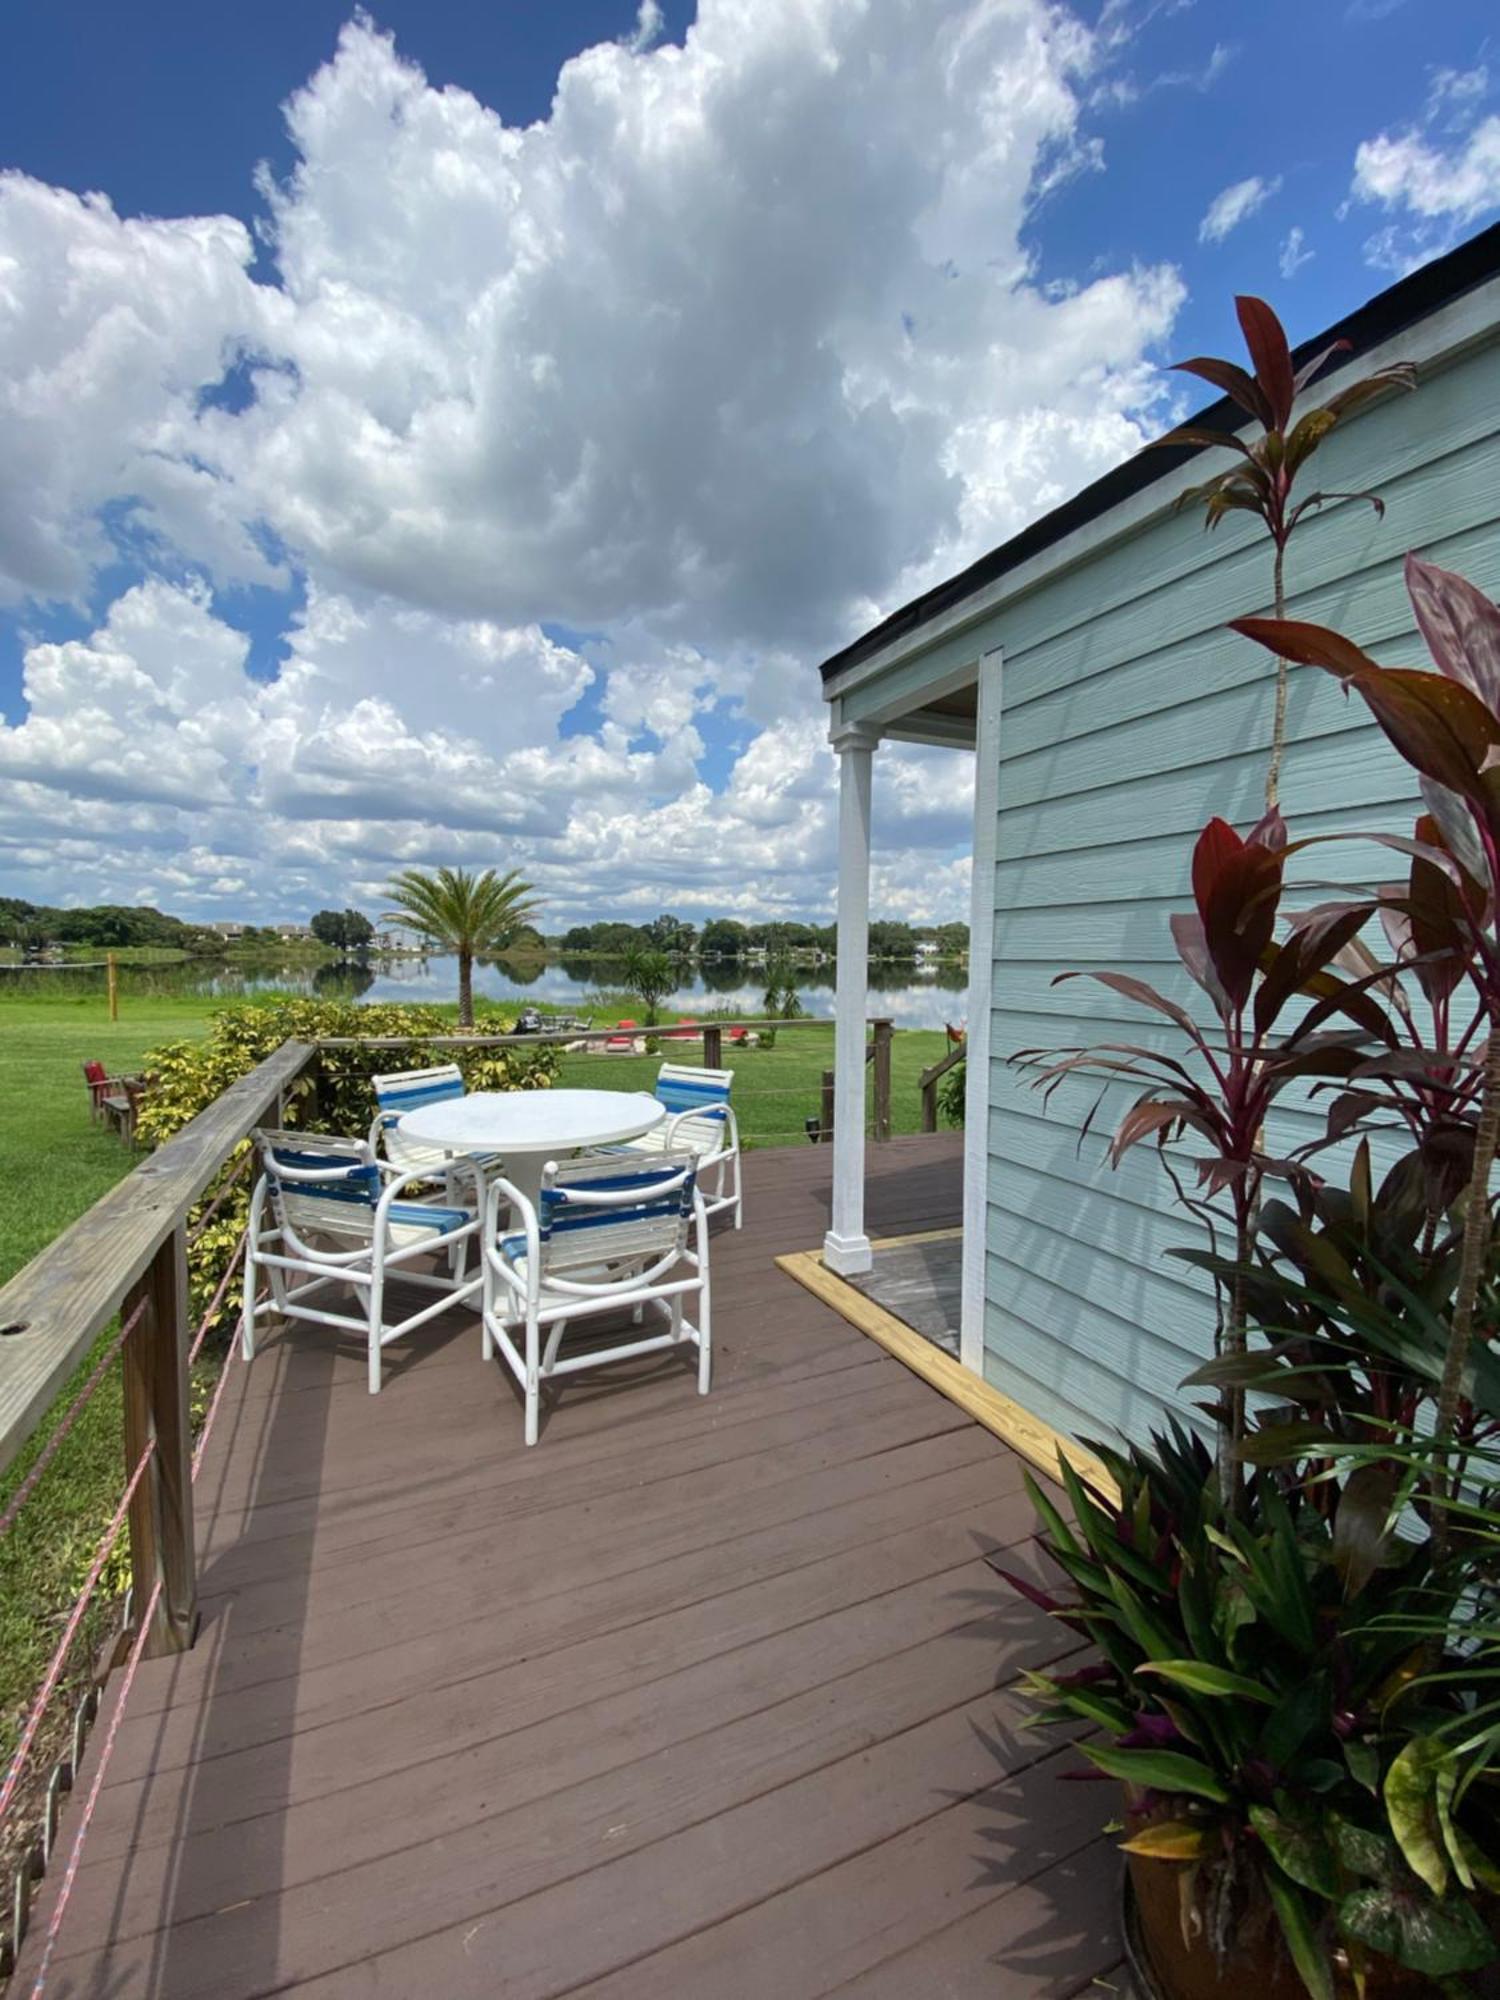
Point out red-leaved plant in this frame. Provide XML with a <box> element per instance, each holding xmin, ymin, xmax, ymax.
<box><xmin>1234</xmin><ymin>554</ymin><xmax>1500</xmax><ymax>1544</ymax></box>
<box><xmin>1160</xmin><ymin>298</ymin><xmax>1414</xmax><ymax>807</ymax></box>
<box><xmin>1017</xmin><ymin>816</ymin><xmax>1393</xmax><ymax>1499</ymax></box>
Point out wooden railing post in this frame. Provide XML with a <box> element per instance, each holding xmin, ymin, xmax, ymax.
<box><xmin>871</xmin><ymin>1019</ymin><xmax>894</xmax><ymax>1143</ymax></box>
<box><xmin>703</xmin><ymin>1024</ymin><xmax>722</xmax><ymax>1070</ymax></box>
<box><xmin>920</xmin><ymin>1074</ymin><xmax>938</xmax><ymax>1133</ymax></box>
<box><xmin>820</xmin><ymin>1068</ymin><xmax>836</xmax><ymax>1144</ymax></box>
<box><xmin>121</xmin><ymin>1225</ymin><xmax>197</xmax><ymax>1656</ymax></box>
<box><xmin>917</xmin><ymin>1040</ymin><xmax>966</xmax><ymax>1135</ymax></box>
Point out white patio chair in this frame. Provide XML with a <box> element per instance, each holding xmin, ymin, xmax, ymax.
<box><xmin>607</xmin><ymin>1061</ymin><xmax>742</xmax><ymax>1228</ymax></box>
<box><xmin>242</xmin><ymin>1129</ymin><xmax>483</xmax><ymax>1394</ymax></box>
<box><xmin>369</xmin><ymin>1062</ymin><xmax>467</xmax><ymax>1173</ymax></box>
<box><xmin>482</xmin><ymin>1151</ymin><xmax>710</xmax><ymax>1446</ymax></box>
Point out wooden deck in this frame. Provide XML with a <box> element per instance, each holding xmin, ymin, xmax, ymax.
<box><xmin>27</xmin><ymin>1134</ymin><xmax>1122</xmax><ymax>1999</ymax></box>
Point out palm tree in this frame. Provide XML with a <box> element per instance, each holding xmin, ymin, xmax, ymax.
<box><xmin>620</xmin><ymin>944</ymin><xmax>675</xmax><ymax>1027</ymax></box>
<box><xmin>382</xmin><ymin>866</ymin><xmax>540</xmax><ymax>1027</ymax></box>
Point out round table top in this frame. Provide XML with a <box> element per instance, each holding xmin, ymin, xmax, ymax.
<box><xmin>399</xmin><ymin>1088</ymin><xmax>665</xmax><ymax>1157</ymax></box>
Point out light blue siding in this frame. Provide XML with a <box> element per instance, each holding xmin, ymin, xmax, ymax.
<box><xmin>964</xmin><ymin>329</ymin><xmax>1500</xmax><ymax>1451</ymax></box>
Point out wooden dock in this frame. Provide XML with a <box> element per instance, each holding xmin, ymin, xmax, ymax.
<box><xmin>23</xmin><ymin>1133</ymin><xmax>1122</xmax><ymax>1998</ymax></box>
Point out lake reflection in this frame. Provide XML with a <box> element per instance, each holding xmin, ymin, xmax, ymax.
<box><xmin>3</xmin><ymin>953</ymin><xmax>969</xmax><ymax>1031</ymax></box>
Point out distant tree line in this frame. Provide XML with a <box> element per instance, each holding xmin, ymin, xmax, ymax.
<box><xmin>0</xmin><ymin>898</ymin><xmax>218</xmax><ymax>951</ymax></box>
<box><xmin>1</xmin><ymin>892</ymin><xmax>967</xmax><ymax>966</ymax></box>
<box><xmin>1</xmin><ymin>897</ymin><xmax>378</xmax><ymax>957</ymax></box>
<box><xmin>554</xmin><ymin>914</ymin><xmax>968</xmax><ymax>959</ymax></box>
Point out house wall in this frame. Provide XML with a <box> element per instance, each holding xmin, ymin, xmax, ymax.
<box><xmin>920</xmin><ymin>324</ymin><xmax>1500</xmax><ymax>1450</ymax></box>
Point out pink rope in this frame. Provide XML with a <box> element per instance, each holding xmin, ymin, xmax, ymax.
<box><xmin>24</xmin><ymin>1575</ymin><xmax>163</xmax><ymax>1999</ymax></box>
<box><xmin>186</xmin><ymin>1234</ymin><xmax>246</xmax><ymax>1367</ymax></box>
<box><xmin>185</xmin><ymin>1153</ymin><xmax>251</xmax><ymax>1248</ymax></box>
<box><xmin>4</xmin><ymin>1214</ymin><xmax>247</xmax><ymax>1542</ymax></box>
<box><xmin>2</xmin><ymin>1226</ymin><xmax>256</xmax><ymax>1984</ymax></box>
<box><xmin>0</xmin><ymin>1301</ymin><xmax>147</xmax><ymax>1544</ymax></box>
<box><xmin>0</xmin><ymin>1439</ymin><xmax>156</xmax><ymax>1827</ymax></box>
<box><xmin>17</xmin><ymin>1282</ymin><xmax>246</xmax><ymax>1981</ymax></box>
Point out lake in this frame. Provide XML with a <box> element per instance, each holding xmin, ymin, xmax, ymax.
<box><xmin>0</xmin><ymin>953</ymin><xmax>969</xmax><ymax>1031</ymax></box>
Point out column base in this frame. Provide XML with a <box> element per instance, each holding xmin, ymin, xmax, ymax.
<box><xmin>822</xmin><ymin>1229</ymin><xmax>873</xmax><ymax>1277</ymax></box>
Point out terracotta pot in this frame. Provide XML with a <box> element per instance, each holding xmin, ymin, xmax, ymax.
<box><xmin>1125</xmin><ymin>1857</ymin><xmax>1438</xmax><ymax>2000</ymax></box>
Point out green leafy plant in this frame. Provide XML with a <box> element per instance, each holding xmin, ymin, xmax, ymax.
<box><xmin>937</xmin><ymin>1053</ymin><xmax>966</xmax><ymax>1127</ymax></box>
<box><xmin>1013</xmin><ymin>1431</ymin><xmax>1496</xmax><ymax>1993</ymax></box>
<box><xmin>1160</xmin><ymin>296</ymin><xmax>1414</xmax><ymax>806</ymax></box>
<box><xmin>382</xmin><ymin>866</ymin><xmax>539</xmax><ymax>1027</ymax></box>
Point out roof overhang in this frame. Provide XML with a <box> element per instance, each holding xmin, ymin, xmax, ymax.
<box><xmin>820</xmin><ymin>221</ymin><xmax>1500</xmax><ymax>721</ymax></box>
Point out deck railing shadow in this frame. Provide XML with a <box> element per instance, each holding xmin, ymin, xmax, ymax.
<box><xmin>100</xmin><ymin>1327</ymin><xmax>339</xmax><ymax>1998</ymax></box>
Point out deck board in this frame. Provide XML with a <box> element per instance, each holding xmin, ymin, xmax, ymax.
<box><xmin>25</xmin><ymin>1133</ymin><xmax>1121</xmax><ymax>1998</ymax></box>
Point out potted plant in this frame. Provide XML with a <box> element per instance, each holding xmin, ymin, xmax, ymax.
<box><xmin>1009</xmin><ymin>556</ymin><xmax>1500</xmax><ymax>1994</ymax></box>
<box><xmin>1007</xmin><ymin>1431</ymin><xmax>1497</xmax><ymax>1997</ymax></box>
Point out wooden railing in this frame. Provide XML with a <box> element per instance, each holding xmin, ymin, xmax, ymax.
<box><xmin>0</xmin><ymin>1038</ymin><xmax>315</xmax><ymax>1493</ymax></box>
<box><xmin>808</xmin><ymin>1019</ymin><xmax>893</xmax><ymax>1145</ymax></box>
<box><xmin>0</xmin><ymin>1037</ymin><xmax>317</xmax><ymax>1974</ymax></box>
<box><xmin>314</xmin><ymin>1014</ymin><xmax>824</xmax><ymax>1069</ymax></box>
<box><xmin>918</xmin><ymin>1040</ymin><xmax>965</xmax><ymax>1133</ymax></box>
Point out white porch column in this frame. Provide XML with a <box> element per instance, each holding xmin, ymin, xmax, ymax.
<box><xmin>824</xmin><ymin>718</ymin><xmax>879</xmax><ymax>1276</ymax></box>
<box><xmin>960</xmin><ymin>647</ymin><xmax>1003</xmax><ymax>1374</ymax></box>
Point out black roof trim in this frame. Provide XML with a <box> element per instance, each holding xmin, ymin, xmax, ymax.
<box><xmin>819</xmin><ymin>218</ymin><xmax>1500</xmax><ymax>685</ymax></box>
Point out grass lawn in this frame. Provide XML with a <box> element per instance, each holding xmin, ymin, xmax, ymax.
<box><xmin>0</xmin><ymin>987</ymin><xmax>952</xmax><ymax>1770</ymax></box>
<box><xmin>555</xmin><ymin>1022</ymin><xmax>948</xmax><ymax>1148</ymax></box>
<box><xmin>0</xmin><ymin>992</ymin><xmax>950</xmax><ymax>1287</ymax></box>
<box><xmin>0</xmin><ymin>991</ymin><xmax>218</xmax><ymax>1286</ymax></box>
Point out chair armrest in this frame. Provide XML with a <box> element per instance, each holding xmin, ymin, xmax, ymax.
<box><xmin>663</xmin><ymin>1105</ymin><xmax>732</xmax><ymax>1157</ymax></box>
<box><xmin>484</xmin><ymin>1176</ymin><xmax>540</xmax><ymax>1289</ymax></box>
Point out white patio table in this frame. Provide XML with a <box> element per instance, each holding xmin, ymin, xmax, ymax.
<box><xmin>398</xmin><ymin>1089</ymin><xmax>666</xmax><ymax>1208</ymax></box>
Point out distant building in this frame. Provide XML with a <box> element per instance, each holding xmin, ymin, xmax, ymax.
<box><xmin>275</xmin><ymin>923</ymin><xmax>313</xmax><ymax>941</ymax></box>
<box><xmin>209</xmin><ymin>920</ymin><xmax>246</xmax><ymax>940</ymax></box>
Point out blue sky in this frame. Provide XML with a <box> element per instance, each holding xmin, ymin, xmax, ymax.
<box><xmin>0</xmin><ymin>0</ymin><xmax>1496</xmax><ymax>925</ymax></box>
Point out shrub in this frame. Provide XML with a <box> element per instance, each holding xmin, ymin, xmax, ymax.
<box><xmin>937</xmin><ymin>1054</ymin><xmax>965</xmax><ymax>1127</ymax></box>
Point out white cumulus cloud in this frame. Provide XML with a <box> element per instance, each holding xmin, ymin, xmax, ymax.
<box><xmin>1349</xmin><ymin>62</ymin><xmax>1499</xmax><ymax>271</ymax></box>
<box><xmin>0</xmin><ymin>2</ymin><xmax>1189</xmax><ymax>925</ymax></box>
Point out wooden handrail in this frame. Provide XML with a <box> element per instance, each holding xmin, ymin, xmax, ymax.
<box><xmin>0</xmin><ymin>1037</ymin><xmax>316</xmax><ymax>1481</ymax></box>
<box><xmin>313</xmin><ymin>1016</ymin><xmax>831</xmax><ymax>1051</ymax></box>
<box><xmin>918</xmin><ymin>1040</ymin><xmax>966</xmax><ymax>1133</ymax></box>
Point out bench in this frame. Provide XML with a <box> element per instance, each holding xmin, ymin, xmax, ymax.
<box><xmin>83</xmin><ymin>1065</ymin><xmax>147</xmax><ymax>1145</ymax></box>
